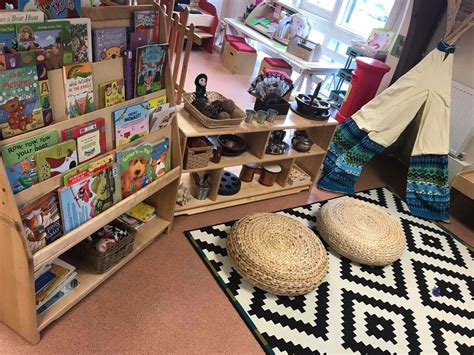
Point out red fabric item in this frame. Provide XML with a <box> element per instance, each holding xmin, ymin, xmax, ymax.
<box><xmin>263</xmin><ymin>57</ymin><xmax>292</xmax><ymax>69</ymax></box>
<box><xmin>230</xmin><ymin>41</ymin><xmax>256</xmax><ymax>53</ymax></box>
<box><xmin>225</xmin><ymin>35</ymin><xmax>246</xmax><ymax>43</ymax></box>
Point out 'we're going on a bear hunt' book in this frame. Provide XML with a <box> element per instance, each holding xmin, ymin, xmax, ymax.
<box><xmin>63</xmin><ymin>62</ymin><xmax>94</xmax><ymax>118</ymax></box>
<box><xmin>93</xmin><ymin>27</ymin><xmax>127</xmax><ymax>62</ymax></box>
<box><xmin>1</xmin><ymin>130</ymin><xmax>59</xmax><ymax>193</ymax></box>
<box><xmin>0</xmin><ymin>66</ymin><xmax>45</xmax><ymax>139</ymax></box>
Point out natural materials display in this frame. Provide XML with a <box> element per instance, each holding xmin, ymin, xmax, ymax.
<box><xmin>318</xmin><ymin>2</ymin><xmax>474</xmax><ymax>221</ymax></box>
<box><xmin>248</xmin><ymin>70</ymin><xmax>293</xmax><ymax>105</ymax></box>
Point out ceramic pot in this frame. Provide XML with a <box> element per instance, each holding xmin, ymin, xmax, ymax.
<box><xmin>291</xmin><ymin>135</ymin><xmax>313</xmax><ymax>152</ymax></box>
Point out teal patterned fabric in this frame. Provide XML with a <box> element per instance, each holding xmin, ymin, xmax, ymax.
<box><xmin>318</xmin><ymin>118</ymin><xmax>450</xmax><ymax>221</ymax></box>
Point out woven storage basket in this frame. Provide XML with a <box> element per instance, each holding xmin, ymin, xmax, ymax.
<box><xmin>183</xmin><ymin>91</ymin><xmax>246</xmax><ymax>128</ymax></box>
<box><xmin>184</xmin><ymin>136</ymin><xmax>213</xmax><ymax>170</ymax></box>
<box><xmin>227</xmin><ymin>213</ymin><xmax>328</xmax><ymax>296</ymax></box>
<box><xmin>76</xmin><ymin>220</ymin><xmax>136</xmax><ymax>274</ymax></box>
<box><xmin>316</xmin><ymin>197</ymin><xmax>406</xmax><ymax>266</ymax></box>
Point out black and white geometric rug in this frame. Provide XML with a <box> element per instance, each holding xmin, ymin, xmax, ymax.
<box><xmin>184</xmin><ymin>188</ymin><xmax>473</xmax><ymax>354</ymax></box>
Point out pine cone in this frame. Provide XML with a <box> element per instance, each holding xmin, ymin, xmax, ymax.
<box><xmin>218</xmin><ymin>111</ymin><xmax>231</xmax><ymax>120</ymax></box>
<box><xmin>221</xmin><ymin>99</ymin><xmax>236</xmax><ymax>114</ymax></box>
<box><xmin>192</xmin><ymin>97</ymin><xmax>208</xmax><ymax>112</ymax></box>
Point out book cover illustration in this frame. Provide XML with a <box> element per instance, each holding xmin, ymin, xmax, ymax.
<box><xmin>151</xmin><ymin>138</ymin><xmax>170</xmax><ymax>178</ymax></box>
<box><xmin>117</xmin><ymin>143</ymin><xmax>154</xmax><ymax>198</ymax></box>
<box><xmin>135</xmin><ymin>44</ymin><xmax>167</xmax><ymax>97</ymax></box>
<box><xmin>37</xmin><ymin>277</ymin><xmax>79</xmax><ymax>315</ymax></box>
<box><xmin>126</xmin><ymin>201</ymin><xmax>156</xmax><ymax>223</ymax></box>
<box><xmin>16</xmin><ymin>22</ymin><xmax>73</xmax><ymax>70</ymax></box>
<box><xmin>18</xmin><ymin>0</ymin><xmax>81</xmax><ymax>19</ymax></box>
<box><xmin>0</xmin><ymin>66</ymin><xmax>45</xmax><ymax>139</ymax></box>
<box><xmin>59</xmin><ymin>163</ymin><xmax>121</xmax><ymax>232</ymax></box>
<box><xmin>0</xmin><ymin>11</ymin><xmax>44</xmax><ymax>24</ymax></box>
<box><xmin>62</xmin><ymin>153</ymin><xmax>114</xmax><ymax>186</ymax></box>
<box><xmin>61</xmin><ymin>118</ymin><xmax>106</xmax><ymax>163</ymax></box>
<box><xmin>1</xmin><ymin>131</ymin><xmax>59</xmax><ymax>193</ymax></box>
<box><xmin>35</xmin><ymin>140</ymin><xmax>78</xmax><ymax>181</ymax></box>
<box><xmin>35</xmin><ymin>259</ymin><xmax>76</xmax><ymax>307</ymax></box>
<box><xmin>20</xmin><ymin>191</ymin><xmax>63</xmax><ymax>254</ymax></box>
<box><xmin>129</xmin><ymin>31</ymin><xmax>147</xmax><ymax>51</ymax></box>
<box><xmin>133</xmin><ymin>11</ymin><xmax>158</xmax><ymax>44</ymax></box>
<box><xmin>0</xmin><ymin>24</ymin><xmax>17</xmax><ymax>55</ymax></box>
<box><xmin>149</xmin><ymin>103</ymin><xmax>178</xmax><ymax>132</ymax></box>
<box><xmin>63</xmin><ymin>62</ymin><xmax>94</xmax><ymax>118</ymax></box>
<box><xmin>113</xmin><ymin>102</ymin><xmax>149</xmax><ymax>148</ymax></box>
<box><xmin>93</xmin><ymin>27</ymin><xmax>126</xmax><ymax>62</ymax></box>
<box><xmin>99</xmin><ymin>79</ymin><xmax>125</xmax><ymax>108</ymax></box>
<box><xmin>52</xmin><ymin>18</ymin><xmax>92</xmax><ymax>63</ymax></box>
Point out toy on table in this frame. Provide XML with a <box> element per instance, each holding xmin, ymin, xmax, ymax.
<box><xmin>194</xmin><ymin>73</ymin><xmax>208</xmax><ymax>101</ymax></box>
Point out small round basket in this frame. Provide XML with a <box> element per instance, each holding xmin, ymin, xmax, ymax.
<box><xmin>227</xmin><ymin>213</ymin><xmax>328</xmax><ymax>296</ymax></box>
<box><xmin>316</xmin><ymin>197</ymin><xmax>406</xmax><ymax>266</ymax></box>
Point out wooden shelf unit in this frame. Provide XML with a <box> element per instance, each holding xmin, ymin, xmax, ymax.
<box><xmin>0</xmin><ymin>5</ymin><xmax>183</xmax><ymax>345</ymax></box>
<box><xmin>176</xmin><ymin>110</ymin><xmax>337</xmax><ymax>215</ymax></box>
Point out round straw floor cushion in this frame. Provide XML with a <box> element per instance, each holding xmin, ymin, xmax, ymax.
<box><xmin>227</xmin><ymin>213</ymin><xmax>328</xmax><ymax>296</ymax></box>
<box><xmin>316</xmin><ymin>197</ymin><xmax>406</xmax><ymax>266</ymax></box>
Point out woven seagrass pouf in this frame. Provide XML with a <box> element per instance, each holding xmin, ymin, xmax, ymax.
<box><xmin>316</xmin><ymin>197</ymin><xmax>406</xmax><ymax>266</ymax></box>
<box><xmin>227</xmin><ymin>213</ymin><xmax>328</xmax><ymax>296</ymax></box>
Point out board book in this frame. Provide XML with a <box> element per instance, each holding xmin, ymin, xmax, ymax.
<box><xmin>51</xmin><ymin>18</ymin><xmax>92</xmax><ymax>63</ymax></box>
<box><xmin>63</xmin><ymin>62</ymin><xmax>94</xmax><ymax>118</ymax></box>
<box><xmin>15</xmin><ymin>21</ymin><xmax>73</xmax><ymax>70</ymax></box>
<box><xmin>35</xmin><ymin>259</ymin><xmax>76</xmax><ymax>307</ymax></box>
<box><xmin>58</xmin><ymin>162</ymin><xmax>121</xmax><ymax>233</ymax></box>
<box><xmin>135</xmin><ymin>44</ymin><xmax>167</xmax><ymax>97</ymax></box>
<box><xmin>1</xmin><ymin>131</ymin><xmax>59</xmax><ymax>193</ymax></box>
<box><xmin>61</xmin><ymin>153</ymin><xmax>115</xmax><ymax>186</ymax></box>
<box><xmin>99</xmin><ymin>79</ymin><xmax>125</xmax><ymax>108</ymax></box>
<box><xmin>126</xmin><ymin>201</ymin><xmax>156</xmax><ymax>223</ymax></box>
<box><xmin>0</xmin><ymin>66</ymin><xmax>45</xmax><ymax>139</ymax></box>
<box><xmin>19</xmin><ymin>191</ymin><xmax>63</xmax><ymax>254</ymax></box>
<box><xmin>93</xmin><ymin>27</ymin><xmax>126</xmax><ymax>62</ymax></box>
<box><xmin>151</xmin><ymin>138</ymin><xmax>170</xmax><ymax>178</ymax></box>
<box><xmin>0</xmin><ymin>24</ymin><xmax>17</xmax><ymax>55</ymax></box>
<box><xmin>35</xmin><ymin>140</ymin><xmax>78</xmax><ymax>182</ymax></box>
<box><xmin>18</xmin><ymin>0</ymin><xmax>81</xmax><ymax>19</ymax></box>
<box><xmin>61</xmin><ymin>118</ymin><xmax>106</xmax><ymax>163</ymax></box>
<box><xmin>116</xmin><ymin>143</ymin><xmax>154</xmax><ymax>198</ymax></box>
<box><xmin>113</xmin><ymin>102</ymin><xmax>149</xmax><ymax>148</ymax></box>
<box><xmin>133</xmin><ymin>11</ymin><xmax>159</xmax><ymax>44</ymax></box>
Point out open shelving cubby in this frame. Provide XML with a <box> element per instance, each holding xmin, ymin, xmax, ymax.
<box><xmin>175</xmin><ymin>109</ymin><xmax>337</xmax><ymax>215</ymax></box>
<box><xmin>0</xmin><ymin>4</ymin><xmax>183</xmax><ymax>345</ymax></box>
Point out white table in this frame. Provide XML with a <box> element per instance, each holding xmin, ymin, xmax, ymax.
<box><xmin>224</xmin><ymin>18</ymin><xmax>340</xmax><ymax>93</ymax></box>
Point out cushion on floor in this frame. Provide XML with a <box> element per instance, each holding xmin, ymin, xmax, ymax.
<box><xmin>316</xmin><ymin>197</ymin><xmax>406</xmax><ymax>266</ymax></box>
<box><xmin>227</xmin><ymin>213</ymin><xmax>328</xmax><ymax>296</ymax></box>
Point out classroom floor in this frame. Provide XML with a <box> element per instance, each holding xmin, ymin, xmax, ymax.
<box><xmin>0</xmin><ymin>48</ymin><xmax>472</xmax><ymax>354</ymax></box>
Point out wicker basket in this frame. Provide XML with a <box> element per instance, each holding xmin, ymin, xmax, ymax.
<box><xmin>76</xmin><ymin>220</ymin><xmax>136</xmax><ymax>274</ymax></box>
<box><xmin>184</xmin><ymin>136</ymin><xmax>214</xmax><ymax>170</ymax></box>
<box><xmin>183</xmin><ymin>91</ymin><xmax>246</xmax><ymax>128</ymax></box>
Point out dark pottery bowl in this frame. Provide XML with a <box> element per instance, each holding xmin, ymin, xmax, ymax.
<box><xmin>295</xmin><ymin>94</ymin><xmax>330</xmax><ymax>117</ymax></box>
<box><xmin>218</xmin><ymin>135</ymin><xmax>248</xmax><ymax>156</ymax></box>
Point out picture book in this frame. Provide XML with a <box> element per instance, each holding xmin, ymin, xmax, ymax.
<box><xmin>61</xmin><ymin>118</ymin><xmax>106</xmax><ymax>163</ymax></box>
<box><xmin>99</xmin><ymin>79</ymin><xmax>125</xmax><ymax>108</ymax></box>
<box><xmin>123</xmin><ymin>50</ymin><xmax>134</xmax><ymax>100</ymax></box>
<box><xmin>116</xmin><ymin>143</ymin><xmax>154</xmax><ymax>198</ymax></box>
<box><xmin>35</xmin><ymin>259</ymin><xmax>75</xmax><ymax>307</ymax></box>
<box><xmin>19</xmin><ymin>191</ymin><xmax>63</xmax><ymax>254</ymax></box>
<box><xmin>366</xmin><ymin>28</ymin><xmax>396</xmax><ymax>52</ymax></box>
<box><xmin>35</xmin><ymin>140</ymin><xmax>78</xmax><ymax>181</ymax></box>
<box><xmin>63</xmin><ymin>62</ymin><xmax>94</xmax><ymax>118</ymax></box>
<box><xmin>149</xmin><ymin>103</ymin><xmax>178</xmax><ymax>132</ymax></box>
<box><xmin>0</xmin><ymin>66</ymin><xmax>45</xmax><ymax>139</ymax></box>
<box><xmin>18</xmin><ymin>0</ymin><xmax>81</xmax><ymax>19</ymax></box>
<box><xmin>135</xmin><ymin>44</ymin><xmax>167</xmax><ymax>97</ymax></box>
<box><xmin>93</xmin><ymin>27</ymin><xmax>126</xmax><ymax>62</ymax></box>
<box><xmin>58</xmin><ymin>163</ymin><xmax>121</xmax><ymax>232</ymax></box>
<box><xmin>0</xmin><ymin>54</ymin><xmax>6</xmax><ymax>71</ymax></box>
<box><xmin>118</xmin><ymin>213</ymin><xmax>144</xmax><ymax>230</ymax></box>
<box><xmin>0</xmin><ymin>11</ymin><xmax>44</xmax><ymax>24</ymax></box>
<box><xmin>61</xmin><ymin>153</ymin><xmax>114</xmax><ymax>186</ymax></box>
<box><xmin>126</xmin><ymin>201</ymin><xmax>156</xmax><ymax>223</ymax></box>
<box><xmin>0</xmin><ymin>24</ymin><xmax>17</xmax><ymax>54</ymax></box>
<box><xmin>134</xmin><ymin>11</ymin><xmax>159</xmax><ymax>44</ymax></box>
<box><xmin>1</xmin><ymin>131</ymin><xmax>59</xmax><ymax>193</ymax></box>
<box><xmin>129</xmin><ymin>31</ymin><xmax>147</xmax><ymax>52</ymax></box>
<box><xmin>37</xmin><ymin>277</ymin><xmax>79</xmax><ymax>315</ymax></box>
<box><xmin>151</xmin><ymin>138</ymin><xmax>170</xmax><ymax>179</ymax></box>
<box><xmin>113</xmin><ymin>102</ymin><xmax>149</xmax><ymax>148</ymax></box>
<box><xmin>52</xmin><ymin>18</ymin><xmax>92</xmax><ymax>63</ymax></box>
<box><xmin>15</xmin><ymin>22</ymin><xmax>73</xmax><ymax>70</ymax></box>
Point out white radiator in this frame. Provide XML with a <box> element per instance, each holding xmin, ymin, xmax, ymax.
<box><xmin>450</xmin><ymin>81</ymin><xmax>474</xmax><ymax>155</ymax></box>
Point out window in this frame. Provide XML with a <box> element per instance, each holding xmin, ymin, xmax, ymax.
<box><xmin>299</xmin><ymin>0</ymin><xmax>405</xmax><ymax>64</ymax></box>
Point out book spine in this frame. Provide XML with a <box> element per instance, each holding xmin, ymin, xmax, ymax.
<box><xmin>124</xmin><ymin>50</ymin><xmax>134</xmax><ymax>100</ymax></box>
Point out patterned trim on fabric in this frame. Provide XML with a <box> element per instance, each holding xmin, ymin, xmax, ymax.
<box><xmin>406</xmin><ymin>155</ymin><xmax>449</xmax><ymax>220</ymax></box>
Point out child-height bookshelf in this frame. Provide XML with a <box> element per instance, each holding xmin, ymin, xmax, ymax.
<box><xmin>0</xmin><ymin>4</ymin><xmax>182</xmax><ymax>344</ymax></box>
